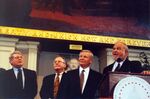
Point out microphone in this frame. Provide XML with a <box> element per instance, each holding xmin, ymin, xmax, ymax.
<box><xmin>116</xmin><ymin>58</ymin><xmax>123</xmax><ymax>62</ymax></box>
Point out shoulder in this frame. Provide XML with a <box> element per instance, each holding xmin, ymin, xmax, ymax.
<box><xmin>103</xmin><ymin>63</ymin><xmax>114</xmax><ymax>72</ymax></box>
<box><xmin>130</xmin><ymin>60</ymin><xmax>141</xmax><ymax>66</ymax></box>
<box><xmin>65</xmin><ymin>69</ymin><xmax>79</xmax><ymax>79</ymax></box>
<box><xmin>0</xmin><ymin>68</ymin><xmax>5</xmax><ymax>72</ymax></box>
<box><xmin>5</xmin><ymin>69</ymin><xmax>13</xmax><ymax>74</ymax></box>
<box><xmin>105</xmin><ymin>63</ymin><xmax>114</xmax><ymax>69</ymax></box>
<box><xmin>90</xmin><ymin>69</ymin><xmax>103</xmax><ymax>77</ymax></box>
<box><xmin>23</xmin><ymin>68</ymin><xmax>34</xmax><ymax>71</ymax></box>
<box><xmin>125</xmin><ymin>59</ymin><xmax>141</xmax><ymax>67</ymax></box>
<box><xmin>67</xmin><ymin>69</ymin><xmax>78</xmax><ymax>74</ymax></box>
<box><xmin>23</xmin><ymin>68</ymin><xmax>36</xmax><ymax>73</ymax></box>
<box><xmin>43</xmin><ymin>74</ymin><xmax>55</xmax><ymax>80</ymax></box>
<box><xmin>23</xmin><ymin>68</ymin><xmax>37</xmax><ymax>77</ymax></box>
<box><xmin>125</xmin><ymin>59</ymin><xmax>143</xmax><ymax>73</ymax></box>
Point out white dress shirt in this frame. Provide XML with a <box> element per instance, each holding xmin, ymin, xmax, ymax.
<box><xmin>13</xmin><ymin>67</ymin><xmax>25</xmax><ymax>88</ymax></box>
<box><xmin>79</xmin><ymin>66</ymin><xmax>90</xmax><ymax>93</ymax></box>
<box><xmin>54</xmin><ymin>72</ymin><xmax>64</xmax><ymax>83</ymax></box>
<box><xmin>112</xmin><ymin>61</ymin><xmax>124</xmax><ymax>72</ymax></box>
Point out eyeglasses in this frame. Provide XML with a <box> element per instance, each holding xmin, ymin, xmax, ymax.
<box><xmin>54</xmin><ymin>61</ymin><xmax>65</xmax><ymax>64</ymax></box>
<box><xmin>13</xmin><ymin>56</ymin><xmax>23</xmax><ymax>59</ymax></box>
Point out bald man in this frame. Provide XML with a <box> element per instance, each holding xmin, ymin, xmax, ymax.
<box><xmin>103</xmin><ymin>41</ymin><xmax>143</xmax><ymax>74</ymax></box>
<box><xmin>40</xmin><ymin>56</ymin><xmax>68</xmax><ymax>99</ymax></box>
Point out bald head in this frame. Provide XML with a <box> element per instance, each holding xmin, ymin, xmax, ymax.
<box><xmin>112</xmin><ymin>41</ymin><xmax>129</xmax><ymax>61</ymax></box>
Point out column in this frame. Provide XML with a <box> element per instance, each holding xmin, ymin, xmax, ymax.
<box><xmin>0</xmin><ymin>37</ymin><xmax>18</xmax><ymax>69</ymax></box>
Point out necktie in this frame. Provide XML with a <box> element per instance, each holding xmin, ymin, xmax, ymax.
<box><xmin>17</xmin><ymin>68</ymin><xmax>23</xmax><ymax>89</ymax></box>
<box><xmin>53</xmin><ymin>73</ymin><xmax>60</xmax><ymax>98</ymax></box>
<box><xmin>115</xmin><ymin>63</ymin><xmax>120</xmax><ymax>71</ymax></box>
<box><xmin>80</xmin><ymin>70</ymin><xmax>84</xmax><ymax>93</ymax></box>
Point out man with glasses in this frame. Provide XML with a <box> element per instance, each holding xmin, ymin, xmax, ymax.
<box><xmin>40</xmin><ymin>56</ymin><xmax>68</xmax><ymax>99</ymax></box>
<box><xmin>3</xmin><ymin>51</ymin><xmax>37</xmax><ymax>98</ymax></box>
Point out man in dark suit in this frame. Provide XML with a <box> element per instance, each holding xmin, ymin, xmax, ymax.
<box><xmin>3</xmin><ymin>51</ymin><xmax>37</xmax><ymax>98</ymax></box>
<box><xmin>103</xmin><ymin>41</ymin><xmax>143</xmax><ymax>74</ymax></box>
<box><xmin>40</xmin><ymin>56</ymin><xmax>68</xmax><ymax>99</ymax></box>
<box><xmin>65</xmin><ymin>50</ymin><xmax>103</xmax><ymax>99</ymax></box>
<box><xmin>99</xmin><ymin>41</ymin><xmax>143</xmax><ymax>97</ymax></box>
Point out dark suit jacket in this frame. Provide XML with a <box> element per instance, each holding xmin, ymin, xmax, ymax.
<box><xmin>103</xmin><ymin>59</ymin><xmax>143</xmax><ymax>74</ymax></box>
<box><xmin>3</xmin><ymin>68</ymin><xmax>37</xmax><ymax>99</ymax></box>
<box><xmin>0</xmin><ymin>68</ymin><xmax>5</xmax><ymax>72</ymax></box>
<box><xmin>65</xmin><ymin>68</ymin><xmax>103</xmax><ymax>99</ymax></box>
<box><xmin>40</xmin><ymin>73</ymin><xmax>68</xmax><ymax>99</ymax></box>
<box><xmin>0</xmin><ymin>68</ymin><xmax>5</xmax><ymax>97</ymax></box>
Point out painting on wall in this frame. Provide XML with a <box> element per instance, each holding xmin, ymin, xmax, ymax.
<box><xmin>0</xmin><ymin>0</ymin><xmax>150</xmax><ymax>40</ymax></box>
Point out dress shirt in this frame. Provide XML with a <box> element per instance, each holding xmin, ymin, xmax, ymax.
<box><xmin>55</xmin><ymin>72</ymin><xmax>64</xmax><ymax>83</ymax></box>
<box><xmin>13</xmin><ymin>67</ymin><xmax>25</xmax><ymax>88</ymax></box>
<box><xmin>79</xmin><ymin>66</ymin><xmax>90</xmax><ymax>93</ymax></box>
<box><xmin>112</xmin><ymin>61</ymin><xmax>124</xmax><ymax>72</ymax></box>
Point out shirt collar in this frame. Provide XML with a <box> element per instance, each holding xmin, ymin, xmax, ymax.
<box><xmin>13</xmin><ymin>67</ymin><xmax>23</xmax><ymax>71</ymax></box>
<box><xmin>56</xmin><ymin>71</ymin><xmax>64</xmax><ymax>75</ymax></box>
<box><xmin>79</xmin><ymin>66</ymin><xmax>90</xmax><ymax>74</ymax></box>
<box><xmin>115</xmin><ymin>59</ymin><xmax>125</xmax><ymax>67</ymax></box>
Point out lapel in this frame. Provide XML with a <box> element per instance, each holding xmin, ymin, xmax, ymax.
<box><xmin>119</xmin><ymin>59</ymin><xmax>130</xmax><ymax>72</ymax></box>
<box><xmin>82</xmin><ymin>69</ymin><xmax>93</xmax><ymax>94</ymax></box>
<box><xmin>82</xmin><ymin>69</ymin><xmax>96</xmax><ymax>95</ymax></box>
<box><xmin>57</xmin><ymin>73</ymin><xmax>65</xmax><ymax>94</ymax></box>
<box><xmin>9</xmin><ymin>69</ymin><xmax>17</xmax><ymax>80</ymax></box>
<box><xmin>82</xmin><ymin>69</ymin><xmax>90</xmax><ymax>95</ymax></box>
<box><xmin>50</xmin><ymin>74</ymin><xmax>55</xmax><ymax>90</ymax></box>
<box><xmin>59</xmin><ymin>73</ymin><xmax>65</xmax><ymax>86</ymax></box>
<box><xmin>75</xmin><ymin>69</ymin><xmax>82</xmax><ymax>95</ymax></box>
<box><xmin>109</xmin><ymin>63</ymin><xmax>114</xmax><ymax>71</ymax></box>
<box><xmin>46</xmin><ymin>74</ymin><xmax>55</xmax><ymax>97</ymax></box>
<box><xmin>23</xmin><ymin>68</ymin><xmax>27</xmax><ymax>88</ymax></box>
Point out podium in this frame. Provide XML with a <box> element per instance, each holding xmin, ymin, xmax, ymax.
<box><xmin>99</xmin><ymin>72</ymin><xmax>150</xmax><ymax>97</ymax></box>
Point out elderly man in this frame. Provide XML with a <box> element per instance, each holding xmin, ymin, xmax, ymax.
<box><xmin>3</xmin><ymin>51</ymin><xmax>37</xmax><ymax>98</ymax></box>
<box><xmin>100</xmin><ymin>41</ymin><xmax>143</xmax><ymax>97</ymax></box>
<box><xmin>65</xmin><ymin>50</ymin><xmax>103</xmax><ymax>99</ymax></box>
<box><xmin>40</xmin><ymin>56</ymin><xmax>68</xmax><ymax>99</ymax></box>
<box><xmin>103</xmin><ymin>41</ymin><xmax>143</xmax><ymax>74</ymax></box>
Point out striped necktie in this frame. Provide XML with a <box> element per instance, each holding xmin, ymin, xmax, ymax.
<box><xmin>53</xmin><ymin>73</ymin><xmax>60</xmax><ymax>98</ymax></box>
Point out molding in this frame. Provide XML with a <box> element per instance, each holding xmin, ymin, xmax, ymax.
<box><xmin>0</xmin><ymin>37</ymin><xmax>18</xmax><ymax>47</ymax></box>
<box><xmin>16</xmin><ymin>41</ymin><xmax>40</xmax><ymax>49</ymax></box>
<box><xmin>0</xmin><ymin>26</ymin><xmax>150</xmax><ymax>48</ymax></box>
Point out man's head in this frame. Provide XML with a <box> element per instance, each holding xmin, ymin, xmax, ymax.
<box><xmin>112</xmin><ymin>41</ymin><xmax>129</xmax><ymax>62</ymax></box>
<box><xmin>53</xmin><ymin>56</ymin><xmax>66</xmax><ymax>73</ymax></box>
<box><xmin>79</xmin><ymin>50</ymin><xmax>93</xmax><ymax>69</ymax></box>
<box><xmin>9</xmin><ymin>51</ymin><xmax>24</xmax><ymax>68</ymax></box>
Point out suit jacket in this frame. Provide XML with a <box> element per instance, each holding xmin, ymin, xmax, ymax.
<box><xmin>0</xmin><ymin>68</ymin><xmax>5</xmax><ymax>72</ymax></box>
<box><xmin>0</xmin><ymin>68</ymin><xmax>5</xmax><ymax>97</ymax></box>
<box><xmin>40</xmin><ymin>73</ymin><xmax>68</xmax><ymax>99</ymax></box>
<box><xmin>65</xmin><ymin>68</ymin><xmax>103</xmax><ymax>99</ymax></box>
<box><xmin>103</xmin><ymin>59</ymin><xmax>143</xmax><ymax>74</ymax></box>
<box><xmin>3</xmin><ymin>68</ymin><xmax>37</xmax><ymax>99</ymax></box>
